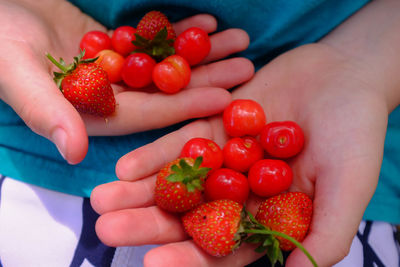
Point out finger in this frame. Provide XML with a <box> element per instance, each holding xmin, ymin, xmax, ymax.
<box><xmin>286</xmin><ymin>158</ymin><xmax>382</xmax><ymax>266</ymax></box>
<box><xmin>286</xmin><ymin>105</ymin><xmax>386</xmax><ymax>266</ymax></box>
<box><xmin>187</xmin><ymin>57</ymin><xmax>254</xmax><ymax>89</ymax></box>
<box><xmin>90</xmin><ymin>179</ymin><xmax>264</xmax><ymax>216</ymax></box>
<box><xmin>175</xmin><ymin>18</ymin><xmax>250</xmax><ymax>64</ymax></box>
<box><xmin>116</xmin><ymin>120</ymin><xmax>214</xmax><ymax>181</ymax></box>
<box><xmin>0</xmin><ymin>49</ymin><xmax>88</xmax><ymax>164</ymax></box>
<box><xmin>84</xmin><ymin>87</ymin><xmax>231</xmax><ymax>136</ymax></box>
<box><xmin>95</xmin><ymin>206</ymin><xmax>187</xmax><ymax>247</ymax></box>
<box><xmin>201</xmin><ymin>29</ymin><xmax>250</xmax><ymax>64</ymax></box>
<box><xmin>84</xmin><ymin>55</ymin><xmax>253</xmax><ymax>136</ymax></box>
<box><xmin>91</xmin><ymin>179</ymin><xmax>156</xmax><ymax>214</ymax></box>
<box><xmin>173</xmin><ymin>14</ymin><xmax>217</xmax><ymax>35</ymax></box>
<box><xmin>144</xmin><ymin>241</ymin><xmax>262</xmax><ymax>267</ymax></box>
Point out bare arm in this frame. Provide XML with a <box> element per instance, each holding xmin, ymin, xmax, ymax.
<box><xmin>321</xmin><ymin>0</ymin><xmax>400</xmax><ymax>111</ymax></box>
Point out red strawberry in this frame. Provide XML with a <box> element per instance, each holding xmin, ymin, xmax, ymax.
<box><xmin>47</xmin><ymin>51</ymin><xmax>116</xmax><ymax>117</ymax></box>
<box><xmin>255</xmin><ymin>192</ymin><xmax>313</xmax><ymax>251</ymax></box>
<box><xmin>181</xmin><ymin>193</ymin><xmax>317</xmax><ymax>266</ymax></box>
<box><xmin>136</xmin><ymin>10</ymin><xmax>176</xmax><ymax>41</ymax></box>
<box><xmin>182</xmin><ymin>199</ymin><xmax>244</xmax><ymax>257</ymax></box>
<box><xmin>133</xmin><ymin>11</ymin><xmax>176</xmax><ymax>61</ymax></box>
<box><xmin>154</xmin><ymin>157</ymin><xmax>210</xmax><ymax>213</ymax></box>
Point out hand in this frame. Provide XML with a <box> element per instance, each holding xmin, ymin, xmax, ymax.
<box><xmin>0</xmin><ymin>0</ymin><xmax>253</xmax><ymax>164</ymax></box>
<box><xmin>91</xmin><ymin>43</ymin><xmax>388</xmax><ymax>267</ymax></box>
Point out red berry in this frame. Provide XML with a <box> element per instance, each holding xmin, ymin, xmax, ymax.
<box><xmin>136</xmin><ymin>10</ymin><xmax>176</xmax><ymax>41</ymax></box>
<box><xmin>111</xmin><ymin>25</ymin><xmax>137</xmax><ymax>56</ymax></box>
<box><xmin>154</xmin><ymin>157</ymin><xmax>210</xmax><ymax>213</ymax></box>
<box><xmin>95</xmin><ymin>49</ymin><xmax>125</xmax><ymax>83</ymax></box>
<box><xmin>256</xmin><ymin>192</ymin><xmax>313</xmax><ymax>251</ymax></box>
<box><xmin>223</xmin><ymin>99</ymin><xmax>266</xmax><ymax>137</ymax></box>
<box><xmin>132</xmin><ymin>11</ymin><xmax>176</xmax><ymax>61</ymax></box>
<box><xmin>222</xmin><ymin>136</ymin><xmax>264</xmax><ymax>173</ymax></box>
<box><xmin>180</xmin><ymin>137</ymin><xmax>223</xmax><ymax>171</ymax></box>
<box><xmin>47</xmin><ymin>51</ymin><xmax>116</xmax><ymax>117</ymax></box>
<box><xmin>248</xmin><ymin>159</ymin><xmax>293</xmax><ymax>197</ymax></box>
<box><xmin>80</xmin><ymin>31</ymin><xmax>112</xmax><ymax>59</ymax></box>
<box><xmin>174</xmin><ymin>27</ymin><xmax>211</xmax><ymax>66</ymax></box>
<box><xmin>260</xmin><ymin>121</ymin><xmax>305</xmax><ymax>158</ymax></box>
<box><xmin>152</xmin><ymin>55</ymin><xmax>191</xmax><ymax>94</ymax></box>
<box><xmin>204</xmin><ymin>168</ymin><xmax>249</xmax><ymax>204</ymax></box>
<box><xmin>182</xmin><ymin>199</ymin><xmax>243</xmax><ymax>257</ymax></box>
<box><xmin>121</xmin><ymin>53</ymin><xmax>156</xmax><ymax>88</ymax></box>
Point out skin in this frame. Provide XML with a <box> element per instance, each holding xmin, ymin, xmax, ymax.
<box><xmin>91</xmin><ymin>0</ymin><xmax>400</xmax><ymax>266</ymax></box>
<box><xmin>0</xmin><ymin>0</ymin><xmax>254</xmax><ymax>164</ymax></box>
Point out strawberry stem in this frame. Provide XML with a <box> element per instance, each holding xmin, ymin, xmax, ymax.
<box><xmin>46</xmin><ymin>53</ymin><xmax>68</xmax><ymax>72</ymax></box>
<box><xmin>133</xmin><ymin>27</ymin><xmax>175</xmax><ymax>61</ymax></box>
<box><xmin>244</xmin><ymin>229</ymin><xmax>318</xmax><ymax>267</ymax></box>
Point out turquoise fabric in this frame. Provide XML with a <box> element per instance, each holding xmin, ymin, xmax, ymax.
<box><xmin>4</xmin><ymin>0</ymin><xmax>399</xmax><ymax>224</ymax></box>
<box><xmin>68</xmin><ymin>0</ymin><xmax>371</xmax><ymax>70</ymax></box>
<box><xmin>0</xmin><ymin>99</ymin><xmax>182</xmax><ymax>197</ymax></box>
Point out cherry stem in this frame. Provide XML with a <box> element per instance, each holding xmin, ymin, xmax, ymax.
<box><xmin>244</xmin><ymin>229</ymin><xmax>318</xmax><ymax>267</ymax></box>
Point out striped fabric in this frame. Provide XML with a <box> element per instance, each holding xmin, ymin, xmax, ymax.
<box><xmin>0</xmin><ymin>175</ymin><xmax>399</xmax><ymax>267</ymax></box>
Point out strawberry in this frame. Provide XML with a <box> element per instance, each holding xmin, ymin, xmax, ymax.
<box><xmin>154</xmin><ymin>157</ymin><xmax>210</xmax><ymax>213</ymax></box>
<box><xmin>255</xmin><ymin>191</ymin><xmax>313</xmax><ymax>251</ymax></box>
<box><xmin>136</xmin><ymin>10</ymin><xmax>176</xmax><ymax>41</ymax></box>
<box><xmin>182</xmin><ymin>199</ymin><xmax>245</xmax><ymax>257</ymax></box>
<box><xmin>46</xmin><ymin>50</ymin><xmax>116</xmax><ymax>117</ymax></box>
<box><xmin>181</xmin><ymin>193</ymin><xmax>317</xmax><ymax>266</ymax></box>
<box><xmin>243</xmin><ymin>192</ymin><xmax>315</xmax><ymax>266</ymax></box>
<box><xmin>133</xmin><ymin>11</ymin><xmax>176</xmax><ymax>61</ymax></box>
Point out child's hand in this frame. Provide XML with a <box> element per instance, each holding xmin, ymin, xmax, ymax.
<box><xmin>91</xmin><ymin>43</ymin><xmax>388</xmax><ymax>267</ymax></box>
<box><xmin>0</xmin><ymin>0</ymin><xmax>253</xmax><ymax>164</ymax></box>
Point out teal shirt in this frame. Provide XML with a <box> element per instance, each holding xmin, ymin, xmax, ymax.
<box><xmin>3</xmin><ymin>0</ymin><xmax>398</xmax><ymax>223</ymax></box>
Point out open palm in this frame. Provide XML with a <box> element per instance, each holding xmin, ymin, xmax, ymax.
<box><xmin>91</xmin><ymin>42</ymin><xmax>388</xmax><ymax>267</ymax></box>
<box><xmin>0</xmin><ymin>0</ymin><xmax>253</xmax><ymax>164</ymax></box>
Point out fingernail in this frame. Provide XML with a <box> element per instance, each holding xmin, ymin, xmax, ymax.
<box><xmin>51</xmin><ymin>127</ymin><xmax>68</xmax><ymax>162</ymax></box>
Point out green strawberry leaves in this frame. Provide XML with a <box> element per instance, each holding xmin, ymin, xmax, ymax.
<box><xmin>242</xmin><ymin>211</ymin><xmax>284</xmax><ymax>266</ymax></box>
<box><xmin>133</xmin><ymin>27</ymin><xmax>175</xmax><ymax>62</ymax></box>
<box><xmin>46</xmin><ymin>50</ymin><xmax>97</xmax><ymax>89</ymax></box>
<box><xmin>166</xmin><ymin>157</ymin><xmax>210</xmax><ymax>192</ymax></box>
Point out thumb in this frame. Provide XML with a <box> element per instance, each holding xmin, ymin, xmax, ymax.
<box><xmin>286</xmin><ymin>158</ymin><xmax>381</xmax><ymax>267</ymax></box>
<box><xmin>0</xmin><ymin>59</ymin><xmax>88</xmax><ymax>164</ymax></box>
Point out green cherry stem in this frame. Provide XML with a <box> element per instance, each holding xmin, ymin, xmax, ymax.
<box><xmin>244</xmin><ymin>229</ymin><xmax>319</xmax><ymax>267</ymax></box>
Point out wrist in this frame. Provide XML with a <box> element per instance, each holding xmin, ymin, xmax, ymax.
<box><xmin>319</xmin><ymin>0</ymin><xmax>400</xmax><ymax>112</ymax></box>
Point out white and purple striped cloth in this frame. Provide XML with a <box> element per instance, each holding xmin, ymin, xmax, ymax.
<box><xmin>0</xmin><ymin>175</ymin><xmax>399</xmax><ymax>267</ymax></box>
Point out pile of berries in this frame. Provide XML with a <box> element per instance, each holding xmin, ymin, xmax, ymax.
<box><xmin>153</xmin><ymin>99</ymin><xmax>317</xmax><ymax>266</ymax></box>
<box><xmin>46</xmin><ymin>10</ymin><xmax>211</xmax><ymax>118</ymax></box>
<box><xmin>80</xmin><ymin>10</ymin><xmax>211</xmax><ymax>94</ymax></box>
